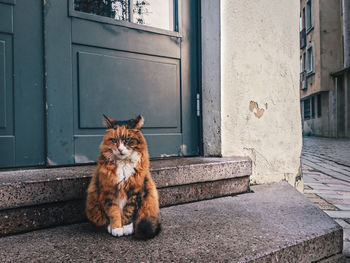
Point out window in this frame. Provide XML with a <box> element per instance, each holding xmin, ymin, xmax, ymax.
<box><xmin>306</xmin><ymin>0</ymin><xmax>313</xmax><ymax>31</ymax></box>
<box><xmin>311</xmin><ymin>96</ymin><xmax>315</xmax><ymax>119</ymax></box>
<box><xmin>306</xmin><ymin>45</ymin><xmax>314</xmax><ymax>73</ymax></box>
<box><xmin>317</xmin><ymin>94</ymin><xmax>322</xmax><ymax>117</ymax></box>
<box><xmin>300</xmin><ymin>56</ymin><xmax>303</xmax><ymax>73</ymax></box>
<box><xmin>304</xmin><ymin>99</ymin><xmax>311</xmax><ymax>120</ymax></box>
<box><xmin>74</xmin><ymin>0</ymin><xmax>176</xmax><ymax>31</ymax></box>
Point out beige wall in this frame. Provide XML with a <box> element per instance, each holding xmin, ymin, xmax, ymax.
<box><xmin>220</xmin><ymin>0</ymin><xmax>303</xmax><ymax>190</ymax></box>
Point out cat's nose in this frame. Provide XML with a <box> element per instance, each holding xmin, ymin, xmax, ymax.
<box><xmin>117</xmin><ymin>147</ymin><xmax>123</xmax><ymax>153</ymax></box>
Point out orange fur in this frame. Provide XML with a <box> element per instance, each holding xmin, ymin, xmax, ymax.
<box><xmin>86</xmin><ymin>115</ymin><xmax>160</xmax><ymax>239</ymax></box>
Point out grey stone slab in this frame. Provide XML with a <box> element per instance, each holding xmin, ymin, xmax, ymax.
<box><xmin>318</xmin><ymin>194</ymin><xmax>350</xmax><ymax>200</ymax></box>
<box><xmin>305</xmin><ymin>183</ymin><xmax>332</xmax><ymax>190</ymax></box>
<box><xmin>303</xmin><ymin>155</ymin><xmax>350</xmax><ymax>175</ymax></box>
<box><xmin>325</xmin><ymin>211</ymin><xmax>350</xmax><ymax>219</ymax></box>
<box><xmin>304</xmin><ymin>189</ymin><xmax>338</xmax><ymax>195</ymax></box>
<box><xmin>158</xmin><ymin>176</ymin><xmax>250</xmax><ymax>207</ymax></box>
<box><xmin>151</xmin><ymin>157</ymin><xmax>251</xmax><ymax>188</ymax></box>
<box><xmin>0</xmin><ymin>200</ymin><xmax>86</xmax><ymax>236</ymax></box>
<box><xmin>302</xmin><ymin>159</ymin><xmax>350</xmax><ymax>183</ymax></box>
<box><xmin>335</xmin><ymin>219</ymin><xmax>350</xmax><ymax>229</ymax></box>
<box><xmin>328</xmin><ymin>183</ymin><xmax>350</xmax><ymax>190</ymax></box>
<box><xmin>303</xmin><ymin>177</ymin><xmax>318</xmax><ymax>184</ymax></box>
<box><xmin>302</xmin><ymin>137</ymin><xmax>350</xmax><ymax>167</ymax></box>
<box><xmin>0</xmin><ymin>182</ymin><xmax>342</xmax><ymax>263</ymax></box>
<box><xmin>0</xmin><ymin>157</ymin><xmax>252</xmax><ymax>210</ymax></box>
<box><xmin>304</xmin><ymin>193</ymin><xmax>339</xmax><ymax>211</ymax></box>
<box><xmin>343</xmin><ymin>229</ymin><xmax>350</xmax><ymax>242</ymax></box>
<box><xmin>344</xmin><ymin>241</ymin><xmax>350</xmax><ymax>257</ymax></box>
<box><xmin>335</xmin><ymin>205</ymin><xmax>350</xmax><ymax>211</ymax></box>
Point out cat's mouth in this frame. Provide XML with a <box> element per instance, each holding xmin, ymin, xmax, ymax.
<box><xmin>113</xmin><ymin>150</ymin><xmax>129</xmax><ymax>159</ymax></box>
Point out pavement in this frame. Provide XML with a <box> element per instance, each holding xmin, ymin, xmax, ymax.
<box><xmin>302</xmin><ymin>136</ymin><xmax>350</xmax><ymax>260</ymax></box>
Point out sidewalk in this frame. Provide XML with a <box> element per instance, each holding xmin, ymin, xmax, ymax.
<box><xmin>302</xmin><ymin>136</ymin><xmax>350</xmax><ymax>259</ymax></box>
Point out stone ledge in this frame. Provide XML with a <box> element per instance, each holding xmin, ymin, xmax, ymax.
<box><xmin>0</xmin><ymin>182</ymin><xmax>343</xmax><ymax>262</ymax></box>
<box><xmin>0</xmin><ymin>157</ymin><xmax>251</xmax><ymax>236</ymax></box>
<box><xmin>0</xmin><ymin>177</ymin><xmax>250</xmax><ymax>236</ymax></box>
<box><xmin>0</xmin><ymin>157</ymin><xmax>251</xmax><ymax>210</ymax></box>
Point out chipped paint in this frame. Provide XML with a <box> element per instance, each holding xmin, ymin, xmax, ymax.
<box><xmin>160</xmin><ymin>153</ymin><xmax>177</xmax><ymax>158</ymax></box>
<box><xmin>75</xmin><ymin>155</ymin><xmax>94</xmax><ymax>163</ymax></box>
<box><xmin>180</xmin><ymin>144</ymin><xmax>188</xmax><ymax>156</ymax></box>
<box><xmin>249</xmin><ymin>101</ymin><xmax>265</xmax><ymax>119</ymax></box>
<box><xmin>46</xmin><ymin>157</ymin><xmax>57</xmax><ymax>166</ymax></box>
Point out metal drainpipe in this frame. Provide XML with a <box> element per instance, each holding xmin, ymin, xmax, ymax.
<box><xmin>343</xmin><ymin>0</ymin><xmax>350</xmax><ymax>67</ymax></box>
<box><xmin>343</xmin><ymin>0</ymin><xmax>350</xmax><ymax>137</ymax></box>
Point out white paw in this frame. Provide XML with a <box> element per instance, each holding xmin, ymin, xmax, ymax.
<box><xmin>123</xmin><ymin>223</ymin><xmax>134</xmax><ymax>236</ymax></box>
<box><xmin>107</xmin><ymin>225</ymin><xmax>123</xmax><ymax>237</ymax></box>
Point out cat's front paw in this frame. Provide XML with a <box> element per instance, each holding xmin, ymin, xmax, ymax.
<box><xmin>107</xmin><ymin>225</ymin><xmax>123</xmax><ymax>237</ymax></box>
<box><xmin>123</xmin><ymin>223</ymin><xmax>134</xmax><ymax>236</ymax></box>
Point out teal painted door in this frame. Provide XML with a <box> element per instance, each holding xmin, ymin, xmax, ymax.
<box><xmin>0</xmin><ymin>0</ymin><xmax>45</xmax><ymax>168</ymax></box>
<box><xmin>44</xmin><ymin>0</ymin><xmax>199</xmax><ymax>165</ymax></box>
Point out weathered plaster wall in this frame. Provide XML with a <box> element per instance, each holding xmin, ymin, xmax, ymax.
<box><xmin>220</xmin><ymin>0</ymin><xmax>303</xmax><ymax>190</ymax></box>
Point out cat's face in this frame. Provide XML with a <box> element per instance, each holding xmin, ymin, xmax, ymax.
<box><xmin>100</xmin><ymin>115</ymin><xmax>147</xmax><ymax>162</ymax></box>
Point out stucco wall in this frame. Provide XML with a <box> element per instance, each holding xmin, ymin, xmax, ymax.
<box><xmin>220</xmin><ymin>0</ymin><xmax>303</xmax><ymax>190</ymax></box>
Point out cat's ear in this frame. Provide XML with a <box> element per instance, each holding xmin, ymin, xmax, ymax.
<box><xmin>103</xmin><ymin>114</ymin><xmax>115</xmax><ymax>129</ymax></box>
<box><xmin>130</xmin><ymin>115</ymin><xmax>144</xmax><ymax>129</ymax></box>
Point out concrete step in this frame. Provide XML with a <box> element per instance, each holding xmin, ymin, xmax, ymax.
<box><xmin>0</xmin><ymin>182</ymin><xmax>344</xmax><ymax>263</ymax></box>
<box><xmin>0</xmin><ymin>157</ymin><xmax>251</xmax><ymax>236</ymax></box>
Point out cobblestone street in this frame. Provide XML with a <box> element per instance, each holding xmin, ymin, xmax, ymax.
<box><xmin>302</xmin><ymin>136</ymin><xmax>350</xmax><ymax>259</ymax></box>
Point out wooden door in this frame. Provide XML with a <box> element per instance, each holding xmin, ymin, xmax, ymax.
<box><xmin>44</xmin><ymin>0</ymin><xmax>199</xmax><ymax>165</ymax></box>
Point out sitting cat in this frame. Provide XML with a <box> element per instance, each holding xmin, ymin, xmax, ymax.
<box><xmin>86</xmin><ymin>114</ymin><xmax>161</xmax><ymax>239</ymax></box>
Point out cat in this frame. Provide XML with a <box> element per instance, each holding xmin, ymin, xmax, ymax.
<box><xmin>85</xmin><ymin>114</ymin><xmax>161</xmax><ymax>240</ymax></box>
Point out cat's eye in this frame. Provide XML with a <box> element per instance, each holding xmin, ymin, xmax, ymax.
<box><xmin>110</xmin><ymin>138</ymin><xmax>117</xmax><ymax>143</ymax></box>
<box><xmin>125</xmin><ymin>137</ymin><xmax>139</xmax><ymax>146</ymax></box>
<box><xmin>123</xmin><ymin>137</ymin><xmax>131</xmax><ymax>144</ymax></box>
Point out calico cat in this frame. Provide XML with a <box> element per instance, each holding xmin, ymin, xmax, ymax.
<box><xmin>86</xmin><ymin>115</ymin><xmax>161</xmax><ymax>239</ymax></box>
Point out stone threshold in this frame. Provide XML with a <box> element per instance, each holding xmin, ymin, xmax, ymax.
<box><xmin>0</xmin><ymin>182</ymin><xmax>344</xmax><ymax>262</ymax></box>
<box><xmin>0</xmin><ymin>157</ymin><xmax>251</xmax><ymax>236</ymax></box>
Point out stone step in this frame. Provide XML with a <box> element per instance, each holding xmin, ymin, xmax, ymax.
<box><xmin>0</xmin><ymin>157</ymin><xmax>251</xmax><ymax>236</ymax></box>
<box><xmin>0</xmin><ymin>182</ymin><xmax>344</xmax><ymax>263</ymax></box>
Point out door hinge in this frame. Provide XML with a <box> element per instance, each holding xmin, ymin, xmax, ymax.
<box><xmin>196</xmin><ymin>93</ymin><xmax>201</xmax><ymax>117</ymax></box>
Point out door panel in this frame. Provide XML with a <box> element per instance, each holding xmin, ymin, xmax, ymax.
<box><xmin>71</xmin><ymin>18</ymin><xmax>181</xmax><ymax>59</ymax></box>
<box><xmin>0</xmin><ymin>4</ymin><xmax>14</xmax><ymax>167</ymax></box>
<box><xmin>0</xmin><ymin>0</ymin><xmax>45</xmax><ymax>168</ymax></box>
<box><xmin>45</xmin><ymin>0</ymin><xmax>199</xmax><ymax>165</ymax></box>
<box><xmin>76</xmin><ymin>50</ymin><xmax>180</xmax><ymax>129</ymax></box>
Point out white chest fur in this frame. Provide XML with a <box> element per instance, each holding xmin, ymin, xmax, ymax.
<box><xmin>115</xmin><ymin>152</ymin><xmax>140</xmax><ymax>183</ymax></box>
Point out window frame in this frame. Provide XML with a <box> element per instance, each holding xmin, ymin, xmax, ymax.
<box><xmin>306</xmin><ymin>43</ymin><xmax>314</xmax><ymax>74</ymax></box>
<box><xmin>303</xmin><ymin>99</ymin><xmax>311</xmax><ymax>120</ymax></box>
<box><xmin>305</xmin><ymin>0</ymin><xmax>313</xmax><ymax>33</ymax></box>
<box><xmin>68</xmin><ymin>0</ymin><xmax>181</xmax><ymax>38</ymax></box>
<box><xmin>317</xmin><ymin>94</ymin><xmax>322</xmax><ymax>118</ymax></box>
<box><xmin>311</xmin><ymin>96</ymin><xmax>315</xmax><ymax>119</ymax></box>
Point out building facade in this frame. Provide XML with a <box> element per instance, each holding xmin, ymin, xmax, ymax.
<box><xmin>300</xmin><ymin>0</ymin><xmax>350</xmax><ymax>137</ymax></box>
<box><xmin>0</xmin><ymin>0</ymin><xmax>302</xmax><ymax>188</ymax></box>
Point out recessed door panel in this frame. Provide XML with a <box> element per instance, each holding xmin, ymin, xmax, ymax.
<box><xmin>76</xmin><ymin>51</ymin><xmax>180</xmax><ymax>129</ymax></box>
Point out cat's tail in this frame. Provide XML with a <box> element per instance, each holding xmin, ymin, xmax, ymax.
<box><xmin>134</xmin><ymin>216</ymin><xmax>161</xmax><ymax>240</ymax></box>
